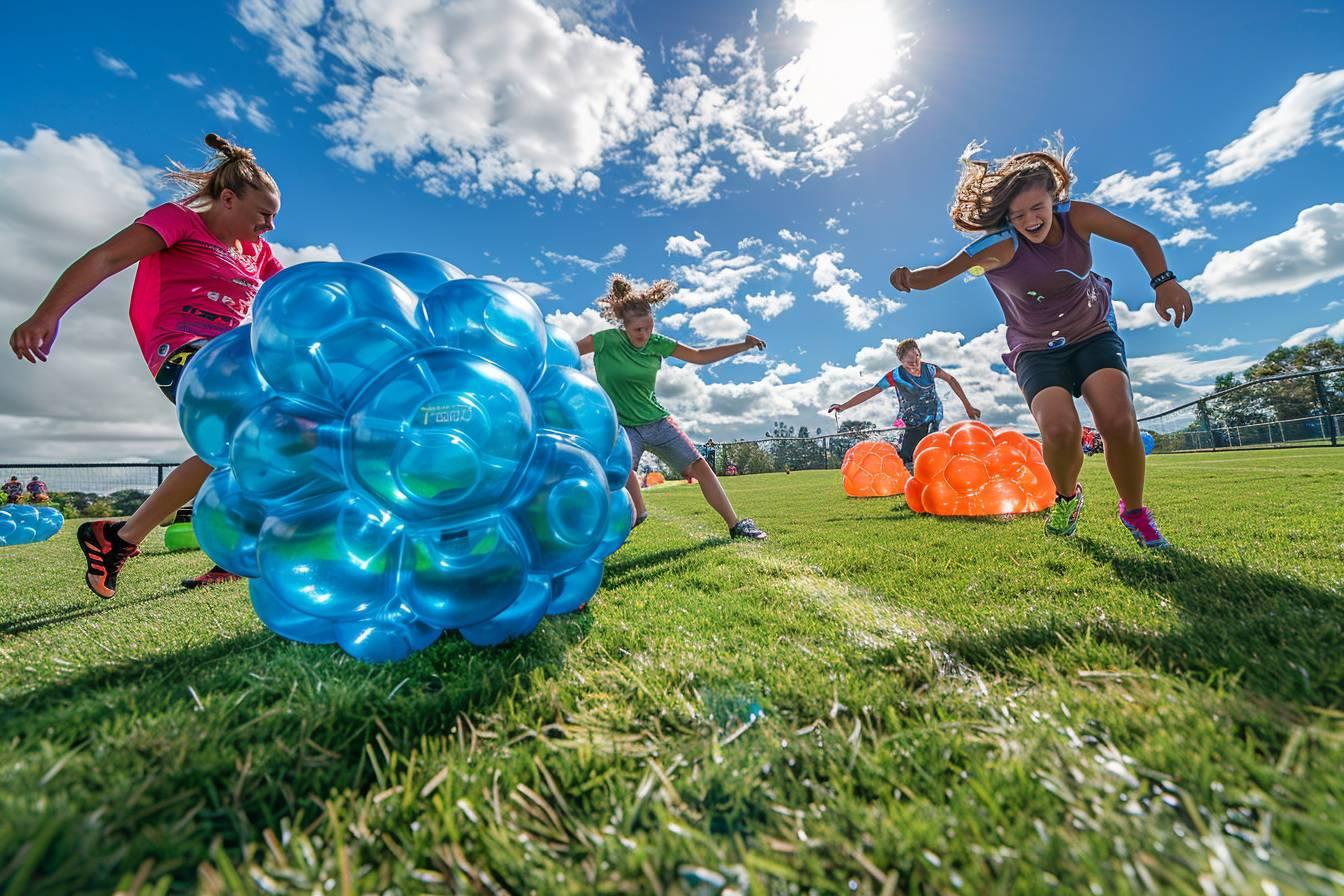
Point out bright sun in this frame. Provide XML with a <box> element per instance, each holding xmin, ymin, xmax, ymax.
<box><xmin>778</xmin><ymin>0</ymin><xmax>903</xmax><ymax>129</ymax></box>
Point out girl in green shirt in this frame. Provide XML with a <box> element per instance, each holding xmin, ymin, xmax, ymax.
<box><xmin>578</xmin><ymin>276</ymin><xmax>768</xmax><ymax>540</ymax></box>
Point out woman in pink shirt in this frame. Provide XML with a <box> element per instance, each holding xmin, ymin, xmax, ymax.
<box><xmin>9</xmin><ymin>134</ymin><xmax>282</xmax><ymax>598</ymax></box>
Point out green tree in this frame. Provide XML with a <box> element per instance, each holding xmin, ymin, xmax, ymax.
<box><xmin>106</xmin><ymin>489</ymin><xmax>151</xmax><ymax>516</ymax></box>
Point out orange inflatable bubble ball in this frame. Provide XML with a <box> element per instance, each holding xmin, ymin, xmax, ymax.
<box><xmin>644</xmin><ymin>471</ymin><xmax>666</xmax><ymax>487</ymax></box>
<box><xmin>841</xmin><ymin>440</ymin><xmax>911</xmax><ymax>497</ymax></box>
<box><xmin>907</xmin><ymin>426</ymin><xmax>1054</xmax><ymax>517</ymax></box>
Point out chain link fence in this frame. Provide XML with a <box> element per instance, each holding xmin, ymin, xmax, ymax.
<box><xmin>1137</xmin><ymin>367</ymin><xmax>1342</xmax><ymax>453</ymax></box>
<box><xmin>0</xmin><ymin>463</ymin><xmax>179</xmax><ymax>518</ymax></box>
<box><xmin>704</xmin><ymin>426</ymin><xmax>909</xmax><ymax>476</ymax></box>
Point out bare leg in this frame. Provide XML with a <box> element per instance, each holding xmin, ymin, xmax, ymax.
<box><xmin>1081</xmin><ymin>369</ymin><xmax>1144</xmax><ymax>508</ymax></box>
<box><xmin>624</xmin><ymin>470</ymin><xmax>647</xmax><ymax>521</ymax></box>
<box><xmin>1029</xmin><ymin>387</ymin><xmax>1083</xmax><ymax>498</ymax></box>
<box><xmin>685</xmin><ymin>458</ymin><xmax>738</xmax><ymax>528</ymax></box>
<box><xmin>118</xmin><ymin>455</ymin><xmax>213</xmax><ymax>544</ymax></box>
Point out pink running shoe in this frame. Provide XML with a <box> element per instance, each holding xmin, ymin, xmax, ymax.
<box><xmin>1118</xmin><ymin>502</ymin><xmax>1170</xmax><ymax>550</ymax></box>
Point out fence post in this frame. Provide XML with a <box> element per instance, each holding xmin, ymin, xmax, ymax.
<box><xmin>1197</xmin><ymin>401</ymin><xmax>1215</xmax><ymax>451</ymax></box>
<box><xmin>157</xmin><ymin>465</ymin><xmax>166</xmax><ymax>486</ymax></box>
<box><xmin>1313</xmin><ymin>373</ymin><xmax>1338</xmax><ymax>446</ymax></box>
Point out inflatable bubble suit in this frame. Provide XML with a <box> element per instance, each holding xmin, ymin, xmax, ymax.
<box><xmin>0</xmin><ymin>504</ymin><xmax>64</xmax><ymax>546</ymax></box>
<box><xmin>1141</xmin><ymin>431</ymin><xmax>1155</xmax><ymax>456</ymax></box>
<box><xmin>176</xmin><ymin>253</ymin><xmax>634</xmax><ymax>663</ymax></box>
<box><xmin>904</xmin><ymin>421</ymin><xmax>1056</xmax><ymax>516</ymax></box>
<box><xmin>841</xmin><ymin>440</ymin><xmax>910</xmax><ymax>497</ymax></box>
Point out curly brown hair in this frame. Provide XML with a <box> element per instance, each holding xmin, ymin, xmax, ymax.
<box><xmin>163</xmin><ymin>133</ymin><xmax>278</xmax><ymax>209</ymax></box>
<box><xmin>949</xmin><ymin>133</ymin><xmax>1076</xmax><ymax>233</ymax></box>
<box><xmin>894</xmin><ymin>338</ymin><xmax>921</xmax><ymax>360</ymax></box>
<box><xmin>596</xmin><ymin>274</ymin><xmax>678</xmax><ymax>323</ymax></box>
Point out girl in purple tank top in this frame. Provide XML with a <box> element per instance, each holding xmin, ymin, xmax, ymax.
<box><xmin>887</xmin><ymin>138</ymin><xmax>1194</xmax><ymax>550</ymax></box>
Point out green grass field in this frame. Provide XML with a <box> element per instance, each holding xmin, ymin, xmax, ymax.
<box><xmin>2</xmin><ymin>448</ymin><xmax>1342</xmax><ymax>894</ymax></box>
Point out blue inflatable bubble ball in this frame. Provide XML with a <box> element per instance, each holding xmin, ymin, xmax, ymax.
<box><xmin>176</xmin><ymin>252</ymin><xmax>634</xmax><ymax>662</ymax></box>
<box><xmin>0</xmin><ymin>504</ymin><xmax>64</xmax><ymax>546</ymax></box>
<box><xmin>1141</xmin><ymin>431</ymin><xmax>1156</xmax><ymax>456</ymax></box>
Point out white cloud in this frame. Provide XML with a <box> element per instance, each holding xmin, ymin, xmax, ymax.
<box><xmin>744</xmin><ymin>290</ymin><xmax>795</xmax><ymax>320</ymax></box>
<box><xmin>270</xmin><ymin>242</ymin><xmax>342</xmax><ymax>267</ymax></box>
<box><xmin>809</xmin><ymin>251</ymin><xmax>899</xmax><ymax>330</ymax></box>
<box><xmin>1284</xmin><ymin>318</ymin><xmax>1344</xmax><ymax>347</ymax></box>
<box><xmin>482</xmin><ymin>274</ymin><xmax>554</xmax><ymax>300</ymax></box>
<box><xmin>778</xmin><ymin>228</ymin><xmax>807</xmax><ymax>243</ymax></box>
<box><xmin>684</xmin><ymin>307</ymin><xmax>751</xmax><ymax>341</ymax></box>
<box><xmin>0</xmin><ymin>129</ymin><xmax>191</xmax><ymax>461</ymax></box>
<box><xmin>204</xmin><ymin>88</ymin><xmax>274</xmax><ymax>132</ymax></box>
<box><xmin>665</xmin><ymin>231</ymin><xmax>710</xmax><ymax>257</ymax></box>
<box><xmin>542</xmin><ymin>243</ymin><xmax>627</xmax><ymax>272</ymax></box>
<box><xmin>1325</xmin><ymin>300</ymin><xmax>1343</xmax><ymax>310</ymax></box>
<box><xmin>1187</xmin><ymin>203</ymin><xmax>1344</xmax><ymax>302</ymax></box>
<box><xmin>236</xmin><ymin>0</ymin><xmax>325</xmax><ymax>92</ymax></box>
<box><xmin>1204</xmin><ymin>69</ymin><xmax>1344</xmax><ymax>186</ymax></box>
<box><xmin>248</xmin><ymin>0</ymin><xmax>654</xmax><ymax>198</ymax></box>
<box><xmin>1168</xmin><ymin>226</ymin><xmax>1214</xmax><ymax>247</ymax></box>
<box><xmin>824</xmin><ymin>216</ymin><xmax>849</xmax><ymax>235</ymax></box>
<box><xmin>673</xmin><ymin>250</ymin><xmax>763</xmax><ymax>308</ymax></box>
<box><xmin>545</xmin><ymin>307</ymin><xmax>606</xmax><ymax>342</ymax></box>
<box><xmin>777</xmin><ymin>251</ymin><xmax>808</xmax><ymax>272</ymax></box>
<box><xmin>814</xmin><ymin>283</ymin><xmax>902</xmax><ymax>330</ymax></box>
<box><xmin>239</xmin><ymin>0</ymin><xmax>923</xmax><ymax>204</ymax></box>
<box><xmin>168</xmin><ymin>72</ymin><xmax>204</xmax><ymax>89</ymax></box>
<box><xmin>1088</xmin><ymin>163</ymin><xmax>1200</xmax><ymax>221</ymax></box>
<box><xmin>658</xmin><ymin>312</ymin><xmax>689</xmax><ymax>330</ymax></box>
<box><xmin>1209</xmin><ymin>200</ymin><xmax>1254</xmax><ymax>218</ymax></box>
<box><xmin>1112</xmin><ymin>299</ymin><xmax>1165</xmax><ymax>329</ymax></box>
<box><xmin>810</xmin><ymin>250</ymin><xmax>859</xmax><ymax>288</ymax></box>
<box><xmin>1191</xmin><ymin>338</ymin><xmax>1245</xmax><ymax>352</ymax></box>
<box><xmin>95</xmin><ymin>50</ymin><xmax>136</xmax><ymax>78</ymax></box>
<box><xmin>771</xmin><ymin>361</ymin><xmax>801</xmax><ymax>377</ymax></box>
<box><xmin>1126</xmin><ymin>351</ymin><xmax>1259</xmax><ymax>387</ymax></box>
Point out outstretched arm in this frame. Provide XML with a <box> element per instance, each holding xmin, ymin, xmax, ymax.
<box><xmin>827</xmin><ymin>386</ymin><xmax>881</xmax><ymax>415</ymax></box>
<box><xmin>935</xmin><ymin>368</ymin><xmax>981</xmax><ymax>419</ymax></box>
<box><xmin>10</xmin><ymin>223</ymin><xmax>166</xmax><ymax>362</ymax></box>
<box><xmin>1070</xmin><ymin>201</ymin><xmax>1193</xmax><ymax>328</ymax></box>
<box><xmin>889</xmin><ymin>240</ymin><xmax>1014</xmax><ymax>293</ymax></box>
<box><xmin>672</xmin><ymin>334</ymin><xmax>765</xmax><ymax>365</ymax></box>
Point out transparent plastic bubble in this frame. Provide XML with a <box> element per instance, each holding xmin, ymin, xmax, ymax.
<box><xmin>0</xmin><ymin>505</ymin><xmax>63</xmax><ymax>546</ymax></box>
<box><xmin>179</xmin><ymin>257</ymin><xmax>631</xmax><ymax>661</ymax></box>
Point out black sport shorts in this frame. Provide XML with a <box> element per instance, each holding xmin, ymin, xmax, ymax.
<box><xmin>1015</xmin><ymin>330</ymin><xmax>1128</xmax><ymax>407</ymax></box>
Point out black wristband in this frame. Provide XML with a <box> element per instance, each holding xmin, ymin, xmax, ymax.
<box><xmin>1150</xmin><ymin>270</ymin><xmax>1176</xmax><ymax>289</ymax></box>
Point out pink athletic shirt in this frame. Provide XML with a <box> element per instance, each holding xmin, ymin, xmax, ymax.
<box><xmin>129</xmin><ymin>203</ymin><xmax>282</xmax><ymax>373</ymax></box>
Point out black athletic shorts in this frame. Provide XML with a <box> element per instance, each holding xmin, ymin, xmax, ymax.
<box><xmin>1015</xmin><ymin>330</ymin><xmax>1128</xmax><ymax>407</ymax></box>
<box><xmin>154</xmin><ymin>338</ymin><xmax>209</xmax><ymax>404</ymax></box>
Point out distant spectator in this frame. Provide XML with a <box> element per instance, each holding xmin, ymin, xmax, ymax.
<box><xmin>27</xmin><ymin>476</ymin><xmax>50</xmax><ymax>503</ymax></box>
<box><xmin>3</xmin><ymin>476</ymin><xmax>22</xmax><ymax>504</ymax></box>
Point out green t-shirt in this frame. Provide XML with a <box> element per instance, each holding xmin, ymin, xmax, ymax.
<box><xmin>592</xmin><ymin>328</ymin><xmax>680</xmax><ymax>426</ymax></box>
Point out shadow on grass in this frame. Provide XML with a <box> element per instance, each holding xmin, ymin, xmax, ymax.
<box><xmin>0</xmin><ymin>587</ymin><xmax>184</xmax><ymax>636</ymax></box>
<box><xmin>0</xmin><ymin>608</ymin><xmax>593</xmax><ymax>892</ymax></box>
<box><xmin>941</xmin><ymin>537</ymin><xmax>1344</xmax><ymax>707</ymax></box>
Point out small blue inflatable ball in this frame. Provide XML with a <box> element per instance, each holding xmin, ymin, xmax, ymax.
<box><xmin>178</xmin><ymin>253</ymin><xmax>633</xmax><ymax>662</ymax></box>
<box><xmin>1141</xmin><ymin>431</ymin><xmax>1156</xmax><ymax>456</ymax></box>
<box><xmin>0</xmin><ymin>505</ymin><xmax>64</xmax><ymax>546</ymax></box>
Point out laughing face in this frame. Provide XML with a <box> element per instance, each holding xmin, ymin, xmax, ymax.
<box><xmin>1006</xmin><ymin>184</ymin><xmax>1056</xmax><ymax>245</ymax></box>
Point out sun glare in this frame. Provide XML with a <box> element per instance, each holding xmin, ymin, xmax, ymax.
<box><xmin>779</xmin><ymin>0</ymin><xmax>903</xmax><ymax>129</ymax></box>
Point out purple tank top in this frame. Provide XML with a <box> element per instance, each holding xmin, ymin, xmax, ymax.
<box><xmin>963</xmin><ymin>202</ymin><xmax>1114</xmax><ymax>370</ymax></box>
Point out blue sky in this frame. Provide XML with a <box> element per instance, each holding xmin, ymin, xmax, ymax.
<box><xmin>2</xmin><ymin>0</ymin><xmax>1343</xmax><ymax>461</ymax></box>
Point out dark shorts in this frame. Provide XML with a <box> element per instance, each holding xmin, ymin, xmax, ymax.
<box><xmin>623</xmin><ymin>417</ymin><xmax>704</xmax><ymax>476</ymax></box>
<box><xmin>898</xmin><ymin>420</ymin><xmax>940</xmax><ymax>468</ymax></box>
<box><xmin>1015</xmin><ymin>330</ymin><xmax>1128</xmax><ymax>407</ymax></box>
<box><xmin>153</xmin><ymin>338</ymin><xmax>209</xmax><ymax>404</ymax></box>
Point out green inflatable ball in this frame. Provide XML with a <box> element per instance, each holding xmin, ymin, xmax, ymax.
<box><xmin>164</xmin><ymin>522</ymin><xmax>200</xmax><ymax>552</ymax></box>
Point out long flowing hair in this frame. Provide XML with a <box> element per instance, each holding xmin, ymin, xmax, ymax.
<box><xmin>596</xmin><ymin>274</ymin><xmax>677</xmax><ymax>323</ymax></box>
<box><xmin>950</xmin><ymin>133</ymin><xmax>1076</xmax><ymax>233</ymax></box>
<box><xmin>163</xmin><ymin>133</ymin><xmax>278</xmax><ymax>209</ymax></box>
